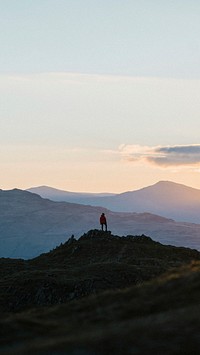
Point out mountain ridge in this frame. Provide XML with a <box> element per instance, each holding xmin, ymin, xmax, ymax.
<box><xmin>27</xmin><ymin>180</ymin><xmax>200</xmax><ymax>223</ymax></box>
<box><xmin>2</xmin><ymin>187</ymin><xmax>200</xmax><ymax>258</ymax></box>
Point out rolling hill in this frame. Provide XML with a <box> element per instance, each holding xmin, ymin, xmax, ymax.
<box><xmin>1</xmin><ymin>230</ymin><xmax>200</xmax><ymax>354</ymax></box>
<box><xmin>2</xmin><ymin>229</ymin><xmax>199</xmax><ymax>313</ymax></box>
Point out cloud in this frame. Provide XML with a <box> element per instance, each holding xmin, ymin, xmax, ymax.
<box><xmin>119</xmin><ymin>144</ymin><xmax>200</xmax><ymax>167</ymax></box>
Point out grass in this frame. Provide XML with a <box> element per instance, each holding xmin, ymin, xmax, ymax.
<box><xmin>1</xmin><ymin>231</ymin><xmax>200</xmax><ymax>354</ymax></box>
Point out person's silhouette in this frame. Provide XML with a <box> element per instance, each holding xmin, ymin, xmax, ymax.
<box><xmin>100</xmin><ymin>213</ymin><xmax>107</xmax><ymax>231</ymax></box>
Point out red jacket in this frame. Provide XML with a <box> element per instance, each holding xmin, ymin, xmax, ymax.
<box><xmin>100</xmin><ymin>214</ymin><xmax>107</xmax><ymax>224</ymax></box>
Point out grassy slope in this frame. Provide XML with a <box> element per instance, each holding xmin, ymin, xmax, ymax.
<box><xmin>1</xmin><ymin>230</ymin><xmax>199</xmax><ymax>313</ymax></box>
<box><xmin>1</xmin><ymin>230</ymin><xmax>200</xmax><ymax>354</ymax></box>
<box><xmin>1</xmin><ymin>262</ymin><xmax>200</xmax><ymax>354</ymax></box>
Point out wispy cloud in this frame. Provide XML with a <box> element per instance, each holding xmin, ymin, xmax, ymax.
<box><xmin>119</xmin><ymin>144</ymin><xmax>200</xmax><ymax>167</ymax></box>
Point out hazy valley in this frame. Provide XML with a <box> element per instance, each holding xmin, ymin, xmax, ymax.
<box><xmin>28</xmin><ymin>180</ymin><xmax>200</xmax><ymax>223</ymax></box>
<box><xmin>1</xmin><ymin>184</ymin><xmax>200</xmax><ymax>258</ymax></box>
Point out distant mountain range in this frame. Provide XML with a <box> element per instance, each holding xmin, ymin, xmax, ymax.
<box><xmin>1</xmin><ymin>187</ymin><xmax>200</xmax><ymax>258</ymax></box>
<box><xmin>28</xmin><ymin>181</ymin><xmax>200</xmax><ymax>223</ymax></box>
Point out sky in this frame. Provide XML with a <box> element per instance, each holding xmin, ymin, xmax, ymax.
<box><xmin>1</xmin><ymin>0</ymin><xmax>200</xmax><ymax>192</ymax></box>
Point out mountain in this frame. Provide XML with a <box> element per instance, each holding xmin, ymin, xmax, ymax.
<box><xmin>27</xmin><ymin>185</ymin><xmax>115</xmax><ymax>203</ymax></box>
<box><xmin>1</xmin><ymin>230</ymin><xmax>200</xmax><ymax>354</ymax></box>
<box><xmin>28</xmin><ymin>181</ymin><xmax>200</xmax><ymax>223</ymax></box>
<box><xmin>2</xmin><ymin>188</ymin><xmax>200</xmax><ymax>258</ymax></box>
<box><xmin>104</xmin><ymin>180</ymin><xmax>200</xmax><ymax>222</ymax></box>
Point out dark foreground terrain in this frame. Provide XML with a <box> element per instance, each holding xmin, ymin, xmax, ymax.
<box><xmin>1</xmin><ymin>230</ymin><xmax>200</xmax><ymax>354</ymax></box>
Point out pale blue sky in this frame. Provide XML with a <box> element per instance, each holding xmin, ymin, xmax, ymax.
<box><xmin>1</xmin><ymin>0</ymin><xmax>200</xmax><ymax>77</ymax></box>
<box><xmin>1</xmin><ymin>1</ymin><xmax>200</xmax><ymax>192</ymax></box>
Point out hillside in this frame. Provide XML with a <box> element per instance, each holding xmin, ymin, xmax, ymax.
<box><xmin>0</xmin><ymin>230</ymin><xmax>199</xmax><ymax>313</ymax></box>
<box><xmin>1</xmin><ymin>230</ymin><xmax>200</xmax><ymax>354</ymax></box>
<box><xmin>1</xmin><ymin>188</ymin><xmax>200</xmax><ymax>259</ymax></box>
<box><xmin>28</xmin><ymin>181</ymin><xmax>200</xmax><ymax>223</ymax></box>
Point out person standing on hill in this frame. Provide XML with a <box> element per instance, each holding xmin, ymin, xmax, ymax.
<box><xmin>100</xmin><ymin>213</ymin><xmax>107</xmax><ymax>232</ymax></box>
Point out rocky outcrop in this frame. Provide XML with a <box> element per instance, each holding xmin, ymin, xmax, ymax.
<box><xmin>0</xmin><ymin>230</ymin><xmax>199</xmax><ymax>313</ymax></box>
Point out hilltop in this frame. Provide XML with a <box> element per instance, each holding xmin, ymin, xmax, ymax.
<box><xmin>0</xmin><ymin>230</ymin><xmax>199</xmax><ymax>313</ymax></box>
<box><xmin>1</xmin><ymin>230</ymin><xmax>200</xmax><ymax>354</ymax></box>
